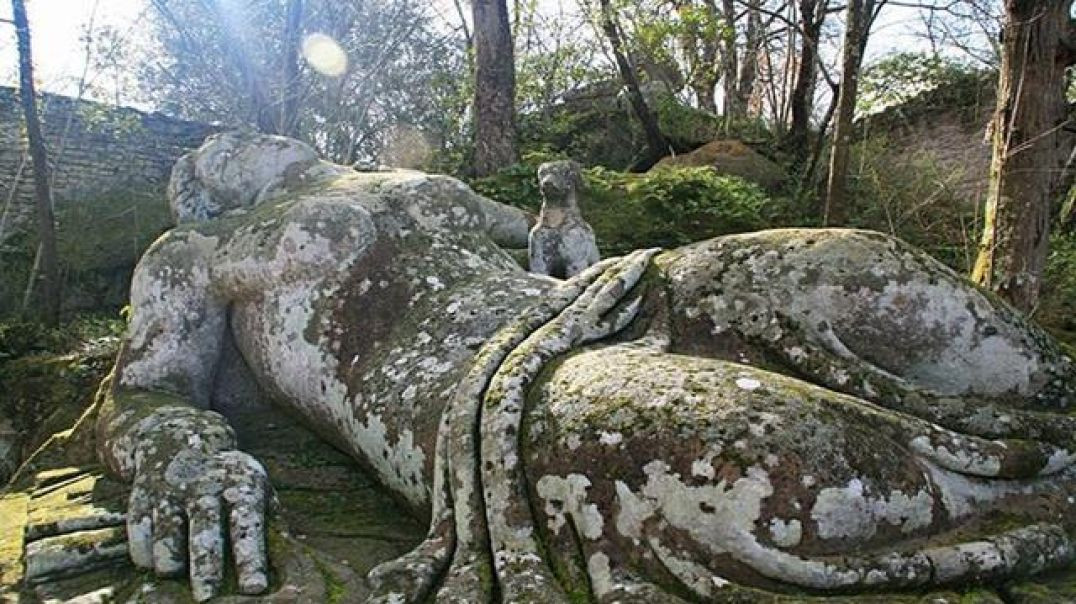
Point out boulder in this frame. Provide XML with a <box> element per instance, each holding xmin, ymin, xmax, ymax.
<box><xmin>653</xmin><ymin>139</ymin><xmax>786</xmax><ymax>191</ymax></box>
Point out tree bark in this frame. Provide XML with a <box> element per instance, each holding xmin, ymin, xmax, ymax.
<box><xmin>683</xmin><ymin>0</ymin><xmax>720</xmax><ymax>114</ymax></box>
<box><xmin>787</xmin><ymin>0</ymin><xmax>825</xmax><ymax>157</ymax></box>
<box><xmin>692</xmin><ymin>79</ymin><xmax>719</xmax><ymax>114</ymax></box>
<box><xmin>823</xmin><ymin>0</ymin><xmax>870</xmax><ymax>226</ymax></box>
<box><xmin>472</xmin><ymin>0</ymin><xmax>518</xmax><ymax>177</ymax></box>
<box><xmin>278</xmin><ymin>0</ymin><xmax>304</xmax><ymax>138</ymax></box>
<box><xmin>598</xmin><ymin>0</ymin><xmax>670</xmax><ymax>171</ymax></box>
<box><xmin>720</xmin><ymin>0</ymin><xmax>742</xmax><ymax>118</ymax></box>
<box><xmin>733</xmin><ymin>0</ymin><xmax>762</xmax><ymax>115</ymax></box>
<box><xmin>971</xmin><ymin>0</ymin><xmax>1075</xmax><ymax>312</ymax></box>
<box><xmin>12</xmin><ymin>0</ymin><xmax>59</xmax><ymax>325</ymax></box>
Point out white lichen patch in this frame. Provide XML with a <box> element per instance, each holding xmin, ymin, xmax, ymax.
<box><xmin>691</xmin><ymin>446</ymin><xmax>723</xmax><ymax>480</ymax></box>
<box><xmin>1042</xmin><ymin>448</ymin><xmax>1076</xmax><ymax>475</ymax></box>
<box><xmin>735</xmin><ymin>377</ymin><xmax>762</xmax><ymax>391</ymax></box>
<box><xmin>599</xmin><ymin>431</ymin><xmax>623</xmax><ymax>446</ymax></box>
<box><xmin>614</xmin><ymin>459</ymin><xmax>868</xmax><ymax>589</ymax></box>
<box><xmin>535</xmin><ymin>474</ymin><xmax>604</xmax><ymax>540</ymax></box>
<box><xmin>769</xmin><ymin>518</ymin><xmax>803</xmax><ymax>548</ymax></box>
<box><xmin>587</xmin><ymin>552</ymin><xmax>615</xmax><ymax>598</ymax></box>
<box><xmin>647</xmin><ymin>535</ymin><xmax>718</xmax><ymax>598</ymax></box>
<box><xmin>810</xmin><ymin>478</ymin><xmax>933</xmax><ymax>541</ymax></box>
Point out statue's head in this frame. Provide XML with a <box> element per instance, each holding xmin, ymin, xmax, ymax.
<box><xmin>537</xmin><ymin>160</ymin><xmax>584</xmax><ymax>208</ymax></box>
<box><xmin>168</xmin><ymin>131</ymin><xmax>333</xmax><ymax>223</ymax></box>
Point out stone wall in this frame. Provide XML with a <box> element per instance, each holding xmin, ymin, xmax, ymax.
<box><xmin>0</xmin><ymin>87</ymin><xmax>217</xmax><ymax>314</ymax></box>
<box><xmin>861</xmin><ymin>75</ymin><xmax>996</xmax><ymax>208</ymax></box>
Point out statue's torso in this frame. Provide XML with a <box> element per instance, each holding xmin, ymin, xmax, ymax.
<box><xmin>206</xmin><ymin>185</ymin><xmax>554</xmax><ymax>510</ymax></box>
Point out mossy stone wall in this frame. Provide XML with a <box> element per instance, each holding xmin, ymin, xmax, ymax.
<box><xmin>0</xmin><ymin>87</ymin><xmax>216</xmax><ymax>315</ymax></box>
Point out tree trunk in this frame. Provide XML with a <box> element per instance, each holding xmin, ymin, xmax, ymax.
<box><xmin>971</xmin><ymin>0</ymin><xmax>1075</xmax><ymax>312</ymax></box>
<box><xmin>720</xmin><ymin>0</ymin><xmax>742</xmax><ymax>118</ymax></box>
<box><xmin>12</xmin><ymin>0</ymin><xmax>59</xmax><ymax>325</ymax></box>
<box><xmin>472</xmin><ymin>0</ymin><xmax>518</xmax><ymax>177</ymax></box>
<box><xmin>734</xmin><ymin>0</ymin><xmax>762</xmax><ymax>115</ymax></box>
<box><xmin>684</xmin><ymin>0</ymin><xmax>720</xmax><ymax>114</ymax></box>
<box><xmin>693</xmin><ymin>81</ymin><xmax>718</xmax><ymax>114</ymax></box>
<box><xmin>823</xmin><ymin>0</ymin><xmax>870</xmax><ymax>226</ymax></box>
<box><xmin>787</xmin><ymin>0</ymin><xmax>824</xmax><ymax>157</ymax></box>
<box><xmin>278</xmin><ymin>0</ymin><xmax>304</xmax><ymax>138</ymax></box>
<box><xmin>598</xmin><ymin>0</ymin><xmax>669</xmax><ymax>171</ymax></box>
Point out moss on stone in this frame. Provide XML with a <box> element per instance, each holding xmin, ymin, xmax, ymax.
<box><xmin>56</xmin><ymin>189</ymin><xmax>174</xmax><ymax>274</ymax></box>
<box><xmin>311</xmin><ymin>554</ymin><xmax>346</xmax><ymax>604</ymax></box>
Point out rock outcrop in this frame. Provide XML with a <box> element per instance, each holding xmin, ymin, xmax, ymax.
<box><xmin>654</xmin><ymin>139</ymin><xmax>786</xmax><ymax>191</ymax></box>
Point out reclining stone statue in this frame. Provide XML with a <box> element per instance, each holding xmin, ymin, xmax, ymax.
<box><xmin>528</xmin><ymin>159</ymin><xmax>600</xmax><ymax>278</ymax></box>
<box><xmin>81</xmin><ymin>131</ymin><xmax>1076</xmax><ymax>602</ymax></box>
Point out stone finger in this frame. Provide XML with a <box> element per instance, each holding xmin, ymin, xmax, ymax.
<box><xmin>592</xmin><ymin>249</ymin><xmax>656</xmax><ymax>314</ymax></box>
<box><xmin>218</xmin><ymin>451</ymin><xmax>270</xmax><ymax>593</ymax></box>
<box><xmin>227</xmin><ymin>492</ymin><xmax>268</xmax><ymax>595</ymax></box>
<box><xmin>569</xmin><ymin>254</ymin><xmax>626</xmax><ymax>311</ymax></box>
<box><xmin>126</xmin><ymin>482</ymin><xmax>155</xmax><ymax>569</ymax></box>
<box><xmin>581</xmin><ymin>250</ymin><xmax>653</xmax><ymax>321</ymax></box>
<box><xmin>151</xmin><ymin>497</ymin><xmax>187</xmax><ymax>576</ymax></box>
<box><xmin>583</xmin><ymin>295</ymin><xmax>643</xmax><ymax>343</ymax></box>
<box><xmin>187</xmin><ymin>495</ymin><xmax>224</xmax><ymax>602</ymax></box>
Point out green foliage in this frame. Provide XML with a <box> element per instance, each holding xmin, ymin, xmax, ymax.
<box><xmin>56</xmin><ymin>190</ymin><xmax>174</xmax><ymax>274</ymax></box>
<box><xmin>858</xmin><ymin>52</ymin><xmax>983</xmax><ymax>116</ymax></box>
<box><xmin>468</xmin><ymin>154</ymin><xmax>558</xmax><ymax>214</ymax></box>
<box><xmin>1040</xmin><ymin>233</ymin><xmax>1076</xmax><ymax>347</ymax></box>
<box><xmin>0</xmin><ymin>313</ymin><xmax>125</xmax><ymax>362</ymax></box>
<box><xmin>0</xmin><ymin>189</ymin><xmax>172</xmax><ymax>319</ymax></box>
<box><xmin>0</xmin><ymin>230</ymin><xmax>36</xmax><ymax>317</ymax></box>
<box><xmin>588</xmin><ymin>166</ymin><xmax>775</xmax><ymax>253</ymax></box>
<box><xmin>518</xmin><ymin>98</ymin><xmax>641</xmax><ymax>171</ymax></box>
<box><xmin>0</xmin><ymin>312</ymin><xmax>123</xmax><ymax>476</ymax></box>
<box><xmin>145</xmin><ymin>0</ymin><xmax>466</xmax><ymax>165</ymax></box>
<box><xmin>473</xmin><ymin>161</ymin><xmax>778</xmax><ymax>255</ymax></box>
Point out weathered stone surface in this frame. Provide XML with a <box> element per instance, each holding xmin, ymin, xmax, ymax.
<box><xmin>529</xmin><ymin>160</ymin><xmax>601</xmax><ymax>278</ymax></box>
<box><xmin>654</xmin><ymin>139</ymin><xmax>786</xmax><ymax>191</ymax></box>
<box><xmin>6</xmin><ymin>132</ymin><xmax>1074</xmax><ymax>603</ymax></box>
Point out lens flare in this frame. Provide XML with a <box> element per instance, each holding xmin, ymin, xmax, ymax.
<box><xmin>301</xmin><ymin>33</ymin><xmax>347</xmax><ymax>77</ymax></box>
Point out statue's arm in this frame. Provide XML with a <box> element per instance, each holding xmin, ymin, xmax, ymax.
<box><xmin>474</xmin><ymin>194</ymin><xmax>534</xmax><ymax>248</ymax></box>
<box><xmin>95</xmin><ymin>230</ymin><xmax>269</xmax><ymax>602</ymax></box>
<box><xmin>96</xmin><ymin>229</ymin><xmax>227</xmax><ymax>477</ymax></box>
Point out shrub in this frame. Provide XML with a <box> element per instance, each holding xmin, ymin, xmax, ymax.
<box><xmin>0</xmin><ymin>313</ymin><xmax>125</xmax><ymax>361</ymax></box>
<box><xmin>472</xmin><ymin>161</ymin><xmax>780</xmax><ymax>255</ymax></box>
<box><xmin>1039</xmin><ymin>233</ymin><xmax>1076</xmax><ymax>348</ymax></box>
<box><xmin>0</xmin><ymin>312</ymin><xmax>125</xmax><ymax>481</ymax></box>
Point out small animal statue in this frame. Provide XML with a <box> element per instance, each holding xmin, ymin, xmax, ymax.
<box><xmin>528</xmin><ymin>160</ymin><xmax>600</xmax><ymax>278</ymax></box>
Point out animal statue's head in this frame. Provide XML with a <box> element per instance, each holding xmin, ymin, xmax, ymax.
<box><xmin>537</xmin><ymin>160</ymin><xmax>585</xmax><ymax>210</ymax></box>
<box><xmin>167</xmin><ymin>131</ymin><xmax>343</xmax><ymax>223</ymax></box>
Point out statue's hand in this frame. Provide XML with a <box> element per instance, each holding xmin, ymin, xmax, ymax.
<box><xmin>126</xmin><ymin>431</ymin><xmax>270</xmax><ymax>601</ymax></box>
